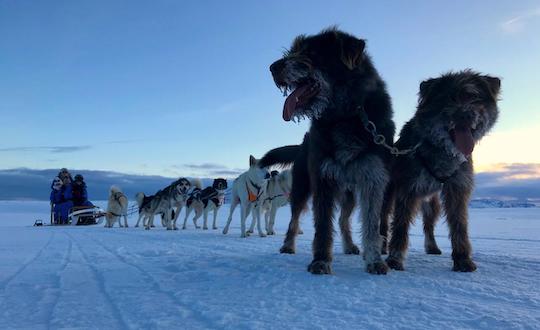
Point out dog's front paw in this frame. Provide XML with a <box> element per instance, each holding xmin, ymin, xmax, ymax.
<box><xmin>426</xmin><ymin>246</ymin><xmax>442</xmax><ymax>255</ymax></box>
<box><xmin>259</xmin><ymin>233</ymin><xmax>267</xmax><ymax>237</ymax></box>
<box><xmin>246</xmin><ymin>229</ymin><xmax>253</xmax><ymax>234</ymax></box>
<box><xmin>222</xmin><ymin>229</ymin><xmax>228</xmax><ymax>235</ymax></box>
<box><xmin>240</xmin><ymin>233</ymin><xmax>247</xmax><ymax>238</ymax></box>
<box><xmin>298</xmin><ymin>229</ymin><xmax>304</xmax><ymax>235</ymax></box>
<box><xmin>267</xmin><ymin>230</ymin><xmax>275</xmax><ymax>235</ymax></box>
<box><xmin>134</xmin><ymin>225</ymin><xmax>139</xmax><ymax>228</ymax></box>
<box><xmin>203</xmin><ymin>226</ymin><xmax>208</xmax><ymax>230</ymax></box>
<box><xmin>151</xmin><ymin>225</ymin><xmax>155</xmax><ymax>228</ymax></box>
<box><xmin>386</xmin><ymin>257</ymin><xmax>404</xmax><ymax>271</ymax></box>
<box><xmin>145</xmin><ymin>227</ymin><xmax>150</xmax><ymax>231</ymax></box>
<box><xmin>366</xmin><ymin>261</ymin><xmax>388</xmax><ymax>275</ymax></box>
<box><xmin>213</xmin><ymin>226</ymin><xmax>218</xmax><ymax>230</ymax></box>
<box><xmin>453</xmin><ymin>258</ymin><xmax>477</xmax><ymax>272</ymax></box>
<box><xmin>307</xmin><ymin>260</ymin><xmax>332</xmax><ymax>275</ymax></box>
<box><xmin>173</xmin><ymin>227</ymin><xmax>178</xmax><ymax>231</ymax></box>
<box><xmin>280</xmin><ymin>244</ymin><xmax>295</xmax><ymax>254</ymax></box>
<box><xmin>344</xmin><ymin>244</ymin><xmax>360</xmax><ymax>255</ymax></box>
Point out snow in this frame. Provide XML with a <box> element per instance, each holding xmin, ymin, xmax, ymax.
<box><xmin>0</xmin><ymin>201</ymin><xmax>539</xmax><ymax>329</ymax></box>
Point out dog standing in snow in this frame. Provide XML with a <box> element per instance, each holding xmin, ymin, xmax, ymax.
<box><xmin>222</xmin><ymin>155</ymin><xmax>269</xmax><ymax>237</ymax></box>
<box><xmin>183</xmin><ymin>178</ymin><xmax>228</xmax><ymax>230</ymax></box>
<box><xmin>105</xmin><ymin>186</ymin><xmax>129</xmax><ymax>228</ymax></box>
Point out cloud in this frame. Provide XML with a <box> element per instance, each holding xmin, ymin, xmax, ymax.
<box><xmin>181</xmin><ymin>163</ymin><xmax>229</xmax><ymax>170</ymax></box>
<box><xmin>475</xmin><ymin>163</ymin><xmax>540</xmax><ymax>199</ymax></box>
<box><xmin>501</xmin><ymin>7</ymin><xmax>540</xmax><ymax>34</ymax></box>
<box><xmin>0</xmin><ymin>145</ymin><xmax>92</xmax><ymax>153</ymax></box>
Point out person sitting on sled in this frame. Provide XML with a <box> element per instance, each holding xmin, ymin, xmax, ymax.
<box><xmin>58</xmin><ymin>168</ymin><xmax>73</xmax><ymax>185</ymax></box>
<box><xmin>50</xmin><ymin>176</ymin><xmax>73</xmax><ymax>224</ymax></box>
<box><xmin>71</xmin><ymin>174</ymin><xmax>93</xmax><ymax>207</ymax></box>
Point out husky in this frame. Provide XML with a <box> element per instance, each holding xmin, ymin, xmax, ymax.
<box><xmin>105</xmin><ymin>185</ymin><xmax>129</xmax><ymax>228</ymax></box>
<box><xmin>134</xmin><ymin>177</ymin><xmax>191</xmax><ymax>230</ymax></box>
<box><xmin>222</xmin><ymin>155</ymin><xmax>269</xmax><ymax>237</ymax></box>
<box><xmin>183</xmin><ymin>178</ymin><xmax>228</xmax><ymax>230</ymax></box>
<box><xmin>247</xmin><ymin>170</ymin><xmax>293</xmax><ymax>236</ymax></box>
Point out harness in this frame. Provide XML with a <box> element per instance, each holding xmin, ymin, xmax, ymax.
<box><xmin>246</xmin><ymin>179</ymin><xmax>262</xmax><ymax>202</ymax></box>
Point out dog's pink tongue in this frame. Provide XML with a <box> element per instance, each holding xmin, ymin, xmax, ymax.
<box><xmin>453</xmin><ymin>126</ymin><xmax>475</xmax><ymax>155</ymax></box>
<box><xmin>283</xmin><ymin>84</ymin><xmax>312</xmax><ymax>121</ymax></box>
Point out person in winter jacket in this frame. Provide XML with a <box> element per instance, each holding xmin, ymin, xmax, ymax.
<box><xmin>58</xmin><ymin>168</ymin><xmax>73</xmax><ymax>185</ymax></box>
<box><xmin>50</xmin><ymin>176</ymin><xmax>73</xmax><ymax>224</ymax></box>
<box><xmin>71</xmin><ymin>174</ymin><xmax>93</xmax><ymax>207</ymax></box>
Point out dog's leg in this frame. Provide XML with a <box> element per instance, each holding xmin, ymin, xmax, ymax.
<box><xmin>339</xmin><ymin>191</ymin><xmax>360</xmax><ymax>255</ymax></box>
<box><xmin>307</xmin><ymin>178</ymin><xmax>335</xmax><ymax>275</ymax></box>
<box><xmin>192</xmin><ymin>207</ymin><xmax>202</xmax><ymax>229</ymax></box>
<box><xmin>202</xmin><ymin>207</ymin><xmax>209</xmax><ymax>230</ymax></box>
<box><xmin>222</xmin><ymin>197</ymin><xmax>238</xmax><ymax>235</ymax></box>
<box><xmin>145</xmin><ymin>214</ymin><xmax>154</xmax><ymax>230</ymax></box>
<box><xmin>212</xmin><ymin>207</ymin><xmax>218</xmax><ymax>230</ymax></box>
<box><xmin>422</xmin><ymin>195</ymin><xmax>442</xmax><ymax>255</ymax></box>
<box><xmin>380</xmin><ymin>182</ymin><xmax>395</xmax><ymax>255</ymax></box>
<box><xmin>247</xmin><ymin>205</ymin><xmax>257</xmax><ymax>234</ymax></box>
<box><xmin>442</xmin><ymin>172</ymin><xmax>476</xmax><ymax>272</ymax></box>
<box><xmin>254</xmin><ymin>205</ymin><xmax>266</xmax><ymax>237</ymax></box>
<box><xmin>240</xmin><ymin>202</ymin><xmax>250</xmax><ymax>238</ymax></box>
<box><xmin>266</xmin><ymin>207</ymin><xmax>274</xmax><ymax>235</ymax></box>
<box><xmin>358</xmin><ymin>172</ymin><xmax>389</xmax><ymax>275</ymax></box>
<box><xmin>183</xmin><ymin>207</ymin><xmax>192</xmax><ymax>230</ymax></box>
<box><xmin>123</xmin><ymin>214</ymin><xmax>128</xmax><ymax>228</ymax></box>
<box><xmin>280</xmin><ymin>154</ymin><xmax>310</xmax><ymax>254</ymax></box>
<box><xmin>386</xmin><ymin>190</ymin><xmax>420</xmax><ymax>271</ymax></box>
<box><xmin>135</xmin><ymin>214</ymin><xmax>143</xmax><ymax>227</ymax></box>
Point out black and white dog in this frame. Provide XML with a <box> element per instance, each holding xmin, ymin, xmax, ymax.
<box><xmin>183</xmin><ymin>178</ymin><xmax>228</xmax><ymax>230</ymax></box>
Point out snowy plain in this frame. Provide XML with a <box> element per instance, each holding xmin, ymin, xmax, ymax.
<box><xmin>0</xmin><ymin>201</ymin><xmax>539</xmax><ymax>329</ymax></box>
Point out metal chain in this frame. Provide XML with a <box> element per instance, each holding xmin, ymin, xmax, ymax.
<box><xmin>357</xmin><ymin>106</ymin><xmax>420</xmax><ymax>156</ymax></box>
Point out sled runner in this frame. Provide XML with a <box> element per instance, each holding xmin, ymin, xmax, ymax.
<box><xmin>50</xmin><ymin>205</ymin><xmax>106</xmax><ymax>225</ymax></box>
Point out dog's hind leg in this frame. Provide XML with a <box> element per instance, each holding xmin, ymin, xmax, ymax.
<box><xmin>239</xmin><ymin>202</ymin><xmax>251</xmax><ymax>238</ymax></box>
<box><xmin>123</xmin><ymin>214</ymin><xmax>129</xmax><ymax>228</ymax></box>
<box><xmin>339</xmin><ymin>191</ymin><xmax>360</xmax><ymax>255</ymax></box>
<box><xmin>254</xmin><ymin>206</ymin><xmax>266</xmax><ymax>237</ymax></box>
<box><xmin>135</xmin><ymin>214</ymin><xmax>143</xmax><ymax>227</ymax></box>
<box><xmin>183</xmin><ymin>207</ymin><xmax>192</xmax><ymax>229</ymax></box>
<box><xmin>422</xmin><ymin>195</ymin><xmax>442</xmax><ymax>255</ymax></box>
<box><xmin>145</xmin><ymin>215</ymin><xmax>154</xmax><ymax>230</ymax></box>
<box><xmin>222</xmin><ymin>197</ymin><xmax>238</xmax><ymax>235</ymax></box>
<box><xmin>192</xmin><ymin>206</ymin><xmax>202</xmax><ymax>229</ymax></box>
<box><xmin>280</xmin><ymin>150</ymin><xmax>310</xmax><ymax>254</ymax></box>
<box><xmin>247</xmin><ymin>206</ymin><xmax>257</xmax><ymax>234</ymax></box>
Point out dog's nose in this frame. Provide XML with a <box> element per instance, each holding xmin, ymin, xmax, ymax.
<box><xmin>270</xmin><ymin>59</ymin><xmax>285</xmax><ymax>75</ymax></box>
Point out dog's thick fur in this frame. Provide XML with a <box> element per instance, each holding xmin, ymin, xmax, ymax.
<box><xmin>105</xmin><ymin>185</ymin><xmax>129</xmax><ymax>228</ymax></box>
<box><xmin>262</xmin><ymin>28</ymin><xmax>395</xmax><ymax>274</ymax></box>
<box><xmin>135</xmin><ymin>177</ymin><xmax>191</xmax><ymax>230</ymax></box>
<box><xmin>222</xmin><ymin>155</ymin><xmax>269</xmax><ymax>237</ymax></box>
<box><xmin>382</xmin><ymin>70</ymin><xmax>501</xmax><ymax>272</ymax></box>
<box><xmin>183</xmin><ymin>178</ymin><xmax>228</xmax><ymax>230</ymax></box>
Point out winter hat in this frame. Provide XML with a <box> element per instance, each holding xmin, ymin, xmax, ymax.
<box><xmin>52</xmin><ymin>177</ymin><xmax>63</xmax><ymax>191</ymax></box>
<box><xmin>74</xmin><ymin>174</ymin><xmax>84</xmax><ymax>182</ymax></box>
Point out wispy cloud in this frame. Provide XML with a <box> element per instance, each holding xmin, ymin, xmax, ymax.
<box><xmin>0</xmin><ymin>145</ymin><xmax>92</xmax><ymax>153</ymax></box>
<box><xmin>501</xmin><ymin>7</ymin><xmax>540</xmax><ymax>34</ymax></box>
<box><xmin>181</xmin><ymin>163</ymin><xmax>230</xmax><ymax>170</ymax></box>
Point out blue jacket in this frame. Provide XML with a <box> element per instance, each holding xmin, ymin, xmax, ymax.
<box><xmin>50</xmin><ymin>183</ymin><xmax>72</xmax><ymax>204</ymax></box>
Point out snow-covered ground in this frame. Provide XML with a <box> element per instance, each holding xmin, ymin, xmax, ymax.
<box><xmin>0</xmin><ymin>201</ymin><xmax>538</xmax><ymax>329</ymax></box>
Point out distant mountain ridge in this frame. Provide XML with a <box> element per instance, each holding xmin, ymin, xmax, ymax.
<box><xmin>469</xmin><ymin>199</ymin><xmax>536</xmax><ymax>208</ymax></box>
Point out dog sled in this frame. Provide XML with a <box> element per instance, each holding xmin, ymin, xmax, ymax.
<box><xmin>50</xmin><ymin>204</ymin><xmax>106</xmax><ymax>226</ymax></box>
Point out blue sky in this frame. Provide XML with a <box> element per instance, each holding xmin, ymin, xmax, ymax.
<box><xmin>1</xmin><ymin>0</ymin><xmax>539</xmax><ymax>178</ymax></box>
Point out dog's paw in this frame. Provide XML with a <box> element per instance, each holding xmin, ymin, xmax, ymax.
<box><xmin>344</xmin><ymin>244</ymin><xmax>360</xmax><ymax>255</ymax></box>
<box><xmin>452</xmin><ymin>258</ymin><xmax>477</xmax><ymax>272</ymax></box>
<box><xmin>240</xmin><ymin>233</ymin><xmax>247</xmax><ymax>238</ymax></box>
<box><xmin>298</xmin><ymin>229</ymin><xmax>304</xmax><ymax>235</ymax></box>
<box><xmin>145</xmin><ymin>227</ymin><xmax>150</xmax><ymax>231</ymax></box>
<box><xmin>386</xmin><ymin>257</ymin><xmax>404</xmax><ymax>271</ymax></box>
<box><xmin>213</xmin><ymin>226</ymin><xmax>218</xmax><ymax>230</ymax></box>
<box><xmin>426</xmin><ymin>246</ymin><xmax>442</xmax><ymax>255</ymax></box>
<box><xmin>366</xmin><ymin>261</ymin><xmax>388</xmax><ymax>275</ymax></box>
<box><xmin>203</xmin><ymin>226</ymin><xmax>208</xmax><ymax>230</ymax></box>
<box><xmin>246</xmin><ymin>229</ymin><xmax>253</xmax><ymax>234</ymax></box>
<box><xmin>279</xmin><ymin>245</ymin><xmax>295</xmax><ymax>254</ymax></box>
<box><xmin>151</xmin><ymin>225</ymin><xmax>155</xmax><ymax>228</ymax></box>
<box><xmin>259</xmin><ymin>233</ymin><xmax>267</xmax><ymax>237</ymax></box>
<box><xmin>307</xmin><ymin>260</ymin><xmax>332</xmax><ymax>275</ymax></box>
<box><xmin>173</xmin><ymin>227</ymin><xmax>178</xmax><ymax>231</ymax></box>
<box><xmin>222</xmin><ymin>229</ymin><xmax>228</xmax><ymax>235</ymax></box>
<box><xmin>134</xmin><ymin>225</ymin><xmax>139</xmax><ymax>228</ymax></box>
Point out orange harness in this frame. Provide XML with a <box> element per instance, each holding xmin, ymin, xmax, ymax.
<box><xmin>246</xmin><ymin>182</ymin><xmax>259</xmax><ymax>202</ymax></box>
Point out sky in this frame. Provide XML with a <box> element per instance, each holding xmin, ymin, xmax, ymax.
<box><xmin>1</xmin><ymin>0</ymin><xmax>539</xmax><ymax>181</ymax></box>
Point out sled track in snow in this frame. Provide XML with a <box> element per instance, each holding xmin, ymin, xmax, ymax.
<box><xmin>46</xmin><ymin>233</ymin><xmax>73</xmax><ymax>330</ymax></box>
<box><xmin>82</xmin><ymin>232</ymin><xmax>212</xmax><ymax>328</ymax></box>
<box><xmin>0</xmin><ymin>232</ymin><xmax>56</xmax><ymax>291</ymax></box>
<box><xmin>65</xmin><ymin>232</ymin><xmax>129</xmax><ymax>329</ymax></box>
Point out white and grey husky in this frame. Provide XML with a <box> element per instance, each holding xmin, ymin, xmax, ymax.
<box><xmin>222</xmin><ymin>155</ymin><xmax>269</xmax><ymax>237</ymax></box>
<box><xmin>248</xmin><ymin>170</ymin><xmax>293</xmax><ymax>235</ymax></box>
<box><xmin>105</xmin><ymin>185</ymin><xmax>129</xmax><ymax>228</ymax></box>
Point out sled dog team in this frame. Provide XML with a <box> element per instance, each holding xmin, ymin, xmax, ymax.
<box><xmin>109</xmin><ymin>27</ymin><xmax>501</xmax><ymax>276</ymax></box>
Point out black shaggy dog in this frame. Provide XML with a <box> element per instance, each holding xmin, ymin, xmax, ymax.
<box><xmin>260</xmin><ymin>28</ymin><xmax>395</xmax><ymax>275</ymax></box>
<box><xmin>382</xmin><ymin>70</ymin><xmax>501</xmax><ymax>272</ymax></box>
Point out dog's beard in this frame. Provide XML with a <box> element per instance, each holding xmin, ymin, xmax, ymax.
<box><xmin>279</xmin><ymin>69</ymin><xmax>331</xmax><ymax>122</ymax></box>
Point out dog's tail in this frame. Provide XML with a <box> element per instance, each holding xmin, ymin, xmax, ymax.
<box><xmin>110</xmin><ymin>185</ymin><xmax>122</xmax><ymax>195</ymax></box>
<box><xmin>259</xmin><ymin>145</ymin><xmax>301</xmax><ymax>168</ymax></box>
<box><xmin>135</xmin><ymin>192</ymin><xmax>145</xmax><ymax>207</ymax></box>
<box><xmin>190</xmin><ymin>178</ymin><xmax>202</xmax><ymax>189</ymax></box>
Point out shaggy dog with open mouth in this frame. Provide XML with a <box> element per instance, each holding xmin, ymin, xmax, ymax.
<box><xmin>260</xmin><ymin>27</ymin><xmax>395</xmax><ymax>275</ymax></box>
<box><xmin>382</xmin><ymin>70</ymin><xmax>501</xmax><ymax>272</ymax></box>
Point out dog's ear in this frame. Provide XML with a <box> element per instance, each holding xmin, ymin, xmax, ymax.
<box><xmin>483</xmin><ymin>75</ymin><xmax>501</xmax><ymax>97</ymax></box>
<box><xmin>340</xmin><ymin>37</ymin><xmax>365</xmax><ymax>70</ymax></box>
<box><xmin>249</xmin><ymin>155</ymin><xmax>257</xmax><ymax>166</ymax></box>
<box><xmin>419</xmin><ymin>78</ymin><xmax>436</xmax><ymax>97</ymax></box>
